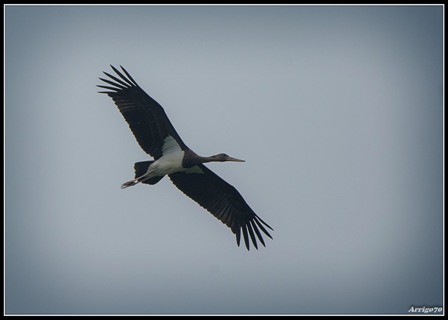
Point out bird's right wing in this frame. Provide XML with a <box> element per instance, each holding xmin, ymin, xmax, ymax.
<box><xmin>169</xmin><ymin>164</ymin><xmax>273</xmax><ymax>250</ymax></box>
<box><xmin>98</xmin><ymin>65</ymin><xmax>188</xmax><ymax>159</ymax></box>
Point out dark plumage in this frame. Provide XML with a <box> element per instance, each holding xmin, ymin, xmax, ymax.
<box><xmin>98</xmin><ymin>65</ymin><xmax>273</xmax><ymax>250</ymax></box>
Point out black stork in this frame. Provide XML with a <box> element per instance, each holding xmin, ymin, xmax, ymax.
<box><xmin>98</xmin><ymin>65</ymin><xmax>273</xmax><ymax>250</ymax></box>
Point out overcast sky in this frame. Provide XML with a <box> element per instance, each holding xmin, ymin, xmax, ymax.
<box><xmin>5</xmin><ymin>5</ymin><xmax>443</xmax><ymax>315</ymax></box>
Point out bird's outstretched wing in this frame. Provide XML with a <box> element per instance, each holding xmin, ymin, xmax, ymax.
<box><xmin>98</xmin><ymin>65</ymin><xmax>188</xmax><ymax>159</ymax></box>
<box><xmin>169</xmin><ymin>164</ymin><xmax>273</xmax><ymax>250</ymax></box>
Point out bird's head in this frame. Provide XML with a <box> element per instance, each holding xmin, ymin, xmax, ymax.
<box><xmin>209</xmin><ymin>153</ymin><xmax>245</xmax><ymax>162</ymax></box>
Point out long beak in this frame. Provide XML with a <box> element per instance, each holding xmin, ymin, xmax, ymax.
<box><xmin>227</xmin><ymin>156</ymin><xmax>245</xmax><ymax>162</ymax></box>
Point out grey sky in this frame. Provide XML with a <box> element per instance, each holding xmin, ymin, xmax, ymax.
<box><xmin>5</xmin><ymin>5</ymin><xmax>443</xmax><ymax>315</ymax></box>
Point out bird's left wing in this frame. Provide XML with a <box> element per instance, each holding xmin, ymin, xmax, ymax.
<box><xmin>169</xmin><ymin>164</ymin><xmax>273</xmax><ymax>250</ymax></box>
<box><xmin>98</xmin><ymin>65</ymin><xmax>188</xmax><ymax>159</ymax></box>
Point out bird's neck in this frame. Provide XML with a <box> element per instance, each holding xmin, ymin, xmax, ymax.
<box><xmin>182</xmin><ymin>149</ymin><xmax>212</xmax><ymax>168</ymax></box>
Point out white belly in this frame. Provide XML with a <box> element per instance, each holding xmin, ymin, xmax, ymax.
<box><xmin>146</xmin><ymin>135</ymin><xmax>185</xmax><ymax>176</ymax></box>
<box><xmin>151</xmin><ymin>151</ymin><xmax>185</xmax><ymax>175</ymax></box>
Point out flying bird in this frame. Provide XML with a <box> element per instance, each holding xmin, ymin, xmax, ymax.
<box><xmin>98</xmin><ymin>65</ymin><xmax>273</xmax><ymax>250</ymax></box>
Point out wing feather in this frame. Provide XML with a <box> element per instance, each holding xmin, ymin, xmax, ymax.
<box><xmin>250</xmin><ymin>220</ymin><xmax>265</xmax><ymax>247</ymax></box>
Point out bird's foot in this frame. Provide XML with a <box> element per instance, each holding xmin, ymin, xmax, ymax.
<box><xmin>121</xmin><ymin>179</ymin><xmax>138</xmax><ymax>189</ymax></box>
